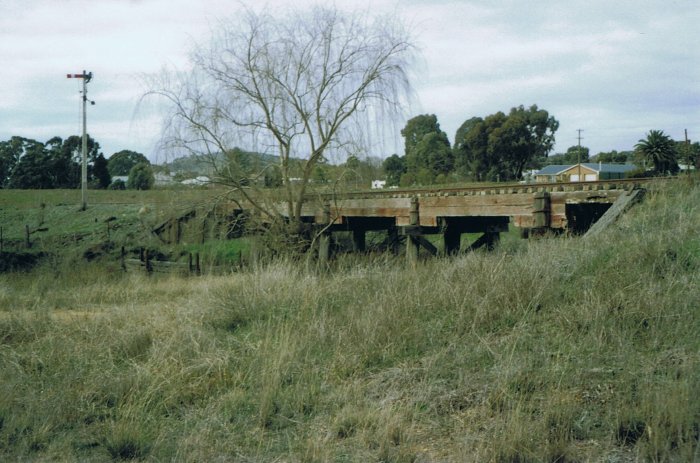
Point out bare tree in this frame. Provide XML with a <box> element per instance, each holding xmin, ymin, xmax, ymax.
<box><xmin>151</xmin><ymin>6</ymin><xmax>414</xmax><ymax>229</ymax></box>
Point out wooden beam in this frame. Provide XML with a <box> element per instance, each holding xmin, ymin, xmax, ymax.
<box><xmin>443</xmin><ymin>226</ymin><xmax>461</xmax><ymax>255</ymax></box>
<box><xmin>318</xmin><ymin>202</ymin><xmax>331</xmax><ymax>265</ymax></box>
<box><xmin>584</xmin><ymin>189</ymin><xmax>645</xmax><ymax>239</ymax></box>
<box><xmin>468</xmin><ymin>232</ymin><xmax>500</xmax><ymax>251</ymax></box>
<box><xmin>352</xmin><ymin>229</ymin><xmax>366</xmax><ymax>252</ymax></box>
<box><xmin>406</xmin><ymin>197</ymin><xmax>419</xmax><ymax>267</ymax></box>
<box><xmin>532</xmin><ymin>191</ymin><xmax>551</xmax><ymax>229</ymax></box>
<box><xmin>388</xmin><ymin>227</ymin><xmax>400</xmax><ymax>255</ymax></box>
<box><xmin>417</xmin><ymin>236</ymin><xmax>438</xmax><ymax>256</ymax></box>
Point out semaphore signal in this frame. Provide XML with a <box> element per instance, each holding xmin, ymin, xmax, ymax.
<box><xmin>67</xmin><ymin>70</ymin><xmax>94</xmax><ymax>210</ymax></box>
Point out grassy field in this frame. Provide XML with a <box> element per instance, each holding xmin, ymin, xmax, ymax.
<box><xmin>0</xmin><ymin>186</ymin><xmax>252</xmax><ymax>271</ymax></box>
<box><xmin>0</xmin><ymin>178</ymin><xmax>698</xmax><ymax>461</ymax></box>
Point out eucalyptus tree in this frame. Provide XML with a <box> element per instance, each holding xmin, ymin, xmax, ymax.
<box><xmin>0</xmin><ymin>136</ymin><xmax>34</xmax><ymax>187</ymax></box>
<box><xmin>92</xmin><ymin>154</ymin><xmax>111</xmax><ymax>189</ymax></box>
<box><xmin>151</xmin><ymin>6</ymin><xmax>414</xmax><ymax>228</ymax></box>
<box><xmin>490</xmin><ymin>105</ymin><xmax>559</xmax><ymax>180</ymax></box>
<box><xmin>46</xmin><ymin>135</ymin><xmax>102</xmax><ymax>189</ymax></box>
<box><xmin>401</xmin><ymin>114</ymin><xmax>452</xmax><ymax>183</ymax></box>
<box><xmin>547</xmin><ymin>145</ymin><xmax>590</xmax><ymax>165</ymax></box>
<box><xmin>4</xmin><ymin>137</ymin><xmax>50</xmax><ymax>189</ymax></box>
<box><xmin>454</xmin><ymin>105</ymin><xmax>558</xmax><ymax>181</ymax></box>
<box><xmin>382</xmin><ymin>154</ymin><xmax>406</xmax><ymax>186</ymax></box>
<box><xmin>108</xmin><ymin>150</ymin><xmax>150</xmax><ymax>176</ymax></box>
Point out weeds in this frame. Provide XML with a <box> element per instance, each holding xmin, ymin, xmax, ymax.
<box><xmin>0</xmin><ymin>180</ymin><xmax>698</xmax><ymax>461</ymax></box>
<box><xmin>104</xmin><ymin>418</ymin><xmax>154</xmax><ymax>460</ymax></box>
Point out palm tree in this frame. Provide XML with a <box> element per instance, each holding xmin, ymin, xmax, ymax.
<box><xmin>635</xmin><ymin>130</ymin><xmax>679</xmax><ymax>175</ymax></box>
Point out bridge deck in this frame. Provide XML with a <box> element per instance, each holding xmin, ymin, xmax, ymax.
<box><xmin>303</xmin><ymin>179</ymin><xmax>644</xmax><ymax>230</ymax></box>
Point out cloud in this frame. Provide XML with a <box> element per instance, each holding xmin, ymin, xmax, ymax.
<box><xmin>1</xmin><ymin>0</ymin><xmax>697</xmax><ymax>161</ymax></box>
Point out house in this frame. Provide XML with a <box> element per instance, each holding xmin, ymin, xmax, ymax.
<box><xmin>535</xmin><ymin>163</ymin><xmax>637</xmax><ymax>183</ymax></box>
<box><xmin>371</xmin><ymin>180</ymin><xmax>386</xmax><ymax>189</ymax></box>
<box><xmin>154</xmin><ymin>172</ymin><xmax>175</xmax><ymax>186</ymax></box>
<box><xmin>181</xmin><ymin>176</ymin><xmax>211</xmax><ymax>186</ymax></box>
<box><xmin>521</xmin><ymin>169</ymin><xmax>539</xmax><ymax>183</ymax></box>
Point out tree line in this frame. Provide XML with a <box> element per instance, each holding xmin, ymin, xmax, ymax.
<box><xmin>0</xmin><ymin>136</ymin><xmax>154</xmax><ymax>190</ymax></box>
<box><xmin>384</xmin><ymin>105</ymin><xmax>559</xmax><ymax>186</ymax></box>
<box><xmin>2</xmin><ymin>124</ymin><xmax>695</xmax><ymax>193</ymax></box>
<box><xmin>383</xmin><ymin>109</ymin><xmax>698</xmax><ymax>187</ymax></box>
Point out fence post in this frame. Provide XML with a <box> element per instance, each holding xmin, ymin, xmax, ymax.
<box><xmin>196</xmin><ymin>252</ymin><xmax>201</xmax><ymax>276</ymax></box>
<box><xmin>25</xmin><ymin>225</ymin><xmax>30</xmax><ymax>248</ymax></box>
<box><xmin>120</xmin><ymin>246</ymin><xmax>126</xmax><ymax>271</ymax></box>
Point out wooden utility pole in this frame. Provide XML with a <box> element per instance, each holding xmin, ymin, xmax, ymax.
<box><xmin>577</xmin><ymin>129</ymin><xmax>584</xmax><ymax>182</ymax></box>
<box><xmin>685</xmin><ymin>129</ymin><xmax>690</xmax><ymax>174</ymax></box>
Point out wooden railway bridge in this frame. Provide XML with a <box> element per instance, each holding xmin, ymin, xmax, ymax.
<box><xmin>153</xmin><ymin>178</ymin><xmax>651</xmax><ymax>265</ymax></box>
<box><xmin>291</xmin><ymin>178</ymin><xmax>648</xmax><ymax>263</ymax></box>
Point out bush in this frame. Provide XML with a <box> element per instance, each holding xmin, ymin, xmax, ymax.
<box><xmin>109</xmin><ymin>179</ymin><xmax>126</xmax><ymax>190</ymax></box>
<box><xmin>127</xmin><ymin>163</ymin><xmax>155</xmax><ymax>190</ymax></box>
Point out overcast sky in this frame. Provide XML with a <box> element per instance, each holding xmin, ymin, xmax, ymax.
<box><xmin>1</xmin><ymin>0</ymin><xmax>698</xmax><ymax>163</ymax></box>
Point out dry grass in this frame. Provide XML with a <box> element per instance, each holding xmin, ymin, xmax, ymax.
<box><xmin>0</xmin><ymin>179</ymin><xmax>698</xmax><ymax>461</ymax></box>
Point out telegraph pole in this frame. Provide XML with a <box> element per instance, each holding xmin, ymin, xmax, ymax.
<box><xmin>67</xmin><ymin>71</ymin><xmax>94</xmax><ymax>210</ymax></box>
<box><xmin>577</xmin><ymin>129</ymin><xmax>584</xmax><ymax>182</ymax></box>
<box><xmin>685</xmin><ymin>129</ymin><xmax>690</xmax><ymax>175</ymax></box>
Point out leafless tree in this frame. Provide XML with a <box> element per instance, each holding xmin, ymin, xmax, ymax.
<box><xmin>151</xmin><ymin>6</ymin><xmax>414</xmax><ymax>229</ymax></box>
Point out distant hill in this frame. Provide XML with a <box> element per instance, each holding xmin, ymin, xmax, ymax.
<box><xmin>160</xmin><ymin>150</ymin><xmax>280</xmax><ymax>176</ymax></box>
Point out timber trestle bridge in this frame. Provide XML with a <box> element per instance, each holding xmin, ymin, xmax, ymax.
<box><xmin>294</xmin><ymin>178</ymin><xmax>650</xmax><ymax>263</ymax></box>
<box><xmin>154</xmin><ymin>178</ymin><xmax>654</xmax><ymax>265</ymax></box>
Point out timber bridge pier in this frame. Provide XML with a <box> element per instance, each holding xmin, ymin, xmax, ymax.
<box><xmin>295</xmin><ymin>178</ymin><xmax>649</xmax><ymax>263</ymax></box>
